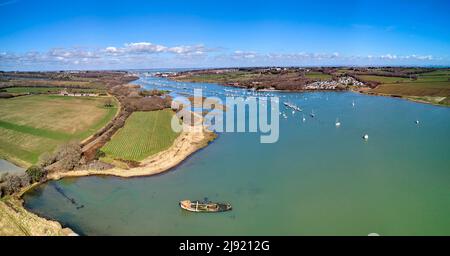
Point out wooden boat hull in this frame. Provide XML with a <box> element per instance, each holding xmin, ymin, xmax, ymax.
<box><xmin>179</xmin><ymin>200</ymin><xmax>232</xmax><ymax>213</ymax></box>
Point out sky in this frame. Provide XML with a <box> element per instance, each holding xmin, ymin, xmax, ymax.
<box><xmin>0</xmin><ymin>0</ymin><xmax>449</xmax><ymax>70</ymax></box>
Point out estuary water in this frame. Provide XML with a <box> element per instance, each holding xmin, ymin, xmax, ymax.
<box><xmin>23</xmin><ymin>73</ymin><xmax>450</xmax><ymax>235</ymax></box>
<box><xmin>0</xmin><ymin>159</ymin><xmax>25</xmax><ymax>175</ymax></box>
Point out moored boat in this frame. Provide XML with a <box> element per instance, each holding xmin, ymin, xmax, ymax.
<box><xmin>179</xmin><ymin>200</ymin><xmax>232</xmax><ymax>213</ymax></box>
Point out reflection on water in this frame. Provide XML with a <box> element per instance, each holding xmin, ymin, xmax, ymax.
<box><xmin>23</xmin><ymin>73</ymin><xmax>450</xmax><ymax>235</ymax></box>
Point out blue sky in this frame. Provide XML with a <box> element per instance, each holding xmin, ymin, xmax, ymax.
<box><xmin>0</xmin><ymin>0</ymin><xmax>449</xmax><ymax>70</ymax></box>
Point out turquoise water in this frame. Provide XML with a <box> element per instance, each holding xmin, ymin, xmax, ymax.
<box><xmin>23</xmin><ymin>74</ymin><xmax>450</xmax><ymax>235</ymax></box>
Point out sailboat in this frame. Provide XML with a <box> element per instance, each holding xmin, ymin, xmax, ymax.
<box><xmin>335</xmin><ymin>118</ymin><xmax>341</xmax><ymax>127</ymax></box>
<box><xmin>352</xmin><ymin>100</ymin><xmax>355</xmax><ymax>107</ymax></box>
<box><xmin>310</xmin><ymin>110</ymin><xmax>315</xmax><ymax>118</ymax></box>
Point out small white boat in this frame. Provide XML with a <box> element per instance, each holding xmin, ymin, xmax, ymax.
<box><xmin>302</xmin><ymin>114</ymin><xmax>306</xmax><ymax>122</ymax></box>
<box><xmin>335</xmin><ymin>118</ymin><xmax>341</xmax><ymax>127</ymax></box>
<box><xmin>415</xmin><ymin>120</ymin><xmax>420</xmax><ymax>124</ymax></box>
<box><xmin>310</xmin><ymin>110</ymin><xmax>315</xmax><ymax>118</ymax></box>
<box><xmin>363</xmin><ymin>134</ymin><xmax>369</xmax><ymax>140</ymax></box>
<box><xmin>352</xmin><ymin>100</ymin><xmax>355</xmax><ymax>107</ymax></box>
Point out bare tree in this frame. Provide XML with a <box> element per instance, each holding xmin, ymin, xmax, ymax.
<box><xmin>55</xmin><ymin>141</ymin><xmax>82</xmax><ymax>170</ymax></box>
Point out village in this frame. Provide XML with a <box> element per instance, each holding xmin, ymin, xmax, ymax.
<box><xmin>304</xmin><ymin>76</ymin><xmax>365</xmax><ymax>90</ymax></box>
<box><xmin>58</xmin><ymin>89</ymin><xmax>100</xmax><ymax>97</ymax></box>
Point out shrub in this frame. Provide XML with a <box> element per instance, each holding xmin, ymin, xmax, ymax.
<box><xmin>0</xmin><ymin>174</ymin><xmax>26</xmax><ymax>196</ymax></box>
<box><xmin>104</xmin><ymin>98</ymin><xmax>114</xmax><ymax>107</ymax></box>
<box><xmin>0</xmin><ymin>172</ymin><xmax>8</xmax><ymax>183</ymax></box>
<box><xmin>0</xmin><ymin>92</ymin><xmax>14</xmax><ymax>98</ymax></box>
<box><xmin>39</xmin><ymin>152</ymin><xmax>57</xmax><ymax>167</ymax></box>
<box><xmin>26</xmin><ymin>165</ymin><xmax>46</xmax><ymax>183</ymax></box>
<box><xmin>55</xmin><ymin>141</ymin><xmax>82</xmax><ymax>170</ymax></box>
<box><xmin>95</xmin><ymin>149</ymin><xmax>106</xmax><ymax>159</ymax></box>
<box><xmin>19</xmin><ymin>173</ymin><xmax>30</xmax><ymax>187</ymax></box>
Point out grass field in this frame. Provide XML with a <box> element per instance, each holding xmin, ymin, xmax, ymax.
<box><xmin>3</xmin><ymin>87</ymin><xmax>105</xmax><ymax>94</ymax></box>
<box><xmin>0</xmin><ymin>79</ymin><xmax>103</xmax><ymax>89</ymax></box>
<box><xmin>357</xmin><ymin>75</ymin><xmax>411</xmax><ymax>83</ymax></box>
<box><xmin>177</xmin><ymin>71</ymin><xmax>261</xmax><ymax>83</ymax></box>
<box><xmin>305</xmin><ymin>72</ymin><xmax>332</xmax><ymax>80</ymax></box>
<box><xmin>362</xmin><ymin>69</ymin><xmax>450</xmax><ymax>105</ymax></box>
<box><xmin>178</xmin><ymin>70</ymin><xmax>334</xmax><ymax>83</ymax></box>
<box><xmin>0</xmin><ymin>95</ymin><xmax>118</xmax><ymax>165</ymax></box>
<box><xmin>101</xmin><ymin>109</ymin><xmax>180</xmax><ymax>162</ymax></box>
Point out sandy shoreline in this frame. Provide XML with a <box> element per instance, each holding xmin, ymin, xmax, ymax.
<box><xmin>48</xmin><ymin>123</ymin><xmax>216</xmax><ymax>179</ymax></box>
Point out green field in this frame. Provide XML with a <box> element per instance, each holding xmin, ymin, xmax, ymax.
<box><xmin>305</xmin><ymin>72</ymin><xmax>332</xmax><ymax>80</ymax></box>
<box><xmin>0</xmin><ymin>95</ymin><xmax>118</xmax><ymax>165</ymax></box>
<box><xmin>101</xmin><ymin>109</ymin><xmax>180</xmax><ymax>162</ymax></box>
<box><xmin>3</xmin><ymin>87</ymin><xmax>105</xmax><ymax>94</ymax></box>
<box><xmin>177</xmin><ymin>71</ymin><xmax>261</xmax><ymax>83</ymax></box>
<box><xmin>357</xmin><ymin>75</ymin><xmax>411</xmax><ymax>83</ymax></box>
<box><xmin>362</xmin><ymin>69</ymin><xmax>450</xmax><ymax>104</ymax></box>
<box><xmin>3</xmin><ymin>87</ymin><xmax>61</xmax><ymax>93</ymax></box>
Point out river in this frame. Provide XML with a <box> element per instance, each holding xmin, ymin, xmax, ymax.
<box><xmin>23</xmin><ymin>73</ymin><xmax>450</xmax><ymax>235</ymax></box>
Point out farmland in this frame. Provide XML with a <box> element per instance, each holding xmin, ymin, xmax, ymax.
<box><xmin>174</xmin><ymin>71</ymin><xmax>261</xmax><ymax>84</ymax></box>
<box><xmin>0</xmin><ymin>95</ymin><xmax>118</xmax><ymax>166</ymax></box>
<box><xmin>0</xmin><ymin>79</ymin><xmax>102</xmax><ymax>89</ymax></box>
<box><xmin>101</xmin><ymin>109</ymin><xmax>180</xmax><ymax>162</ymax></box>
<box><xmin>304</xmin><ymin>71</ymin><xmax>332</xmax><ymax>80</ymax></box>
<box><xmin>361</xmin><ymin>69</ymin><xmax>450</xmax><ymax>105</ymax></box>
<box><xmin>2</xmin><ymin>87</ymin><xmax>105</xmax><ymax>94</ymax></box>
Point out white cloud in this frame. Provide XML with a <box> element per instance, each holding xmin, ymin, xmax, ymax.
<box><xmin>232</xmin><ymin>50</ymin><xmax>257</xmax><ymax>59</ymax></box>
<box><xmin>0</xmin><ymin>41</ymin><xmax>442</xmax><ymax>70</ymax></box>
<box><xmin>105</xmin><ymin>46</ymin><xmax>119</xmax><ymax>53</ymax></box>
<box><xmin>380</xmin><ymin>54</ymin><xmax>397</xmax><ymax>60</ymax></box>
<box><xmin>123</xmin><ymin>42</ymin><xmax>167</xmax><ymax>53</ymax></box>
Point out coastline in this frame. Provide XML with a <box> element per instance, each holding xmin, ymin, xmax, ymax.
<box><xmin>352</xmin><ymin>88</ymin><xmax>449</xmax><ymax>107</ymax></box>
<box><xmin>5</xmin><ymin>71</ymin><xmax>446</xmax><ymax>236</ymax></box>
<box><xmin>172</xmin><ymin>74</ymin><xmax>449</xmax><ymax>108</ymax></box>
<box><xmin>0</xmin><ymin>184</ymin><xmax>77</xmax><ymax>236</ymax></box>
<box><xmin>7</xmin><ymin>119</ymin><xmax>216</xmax><ymax>236</ymax></box>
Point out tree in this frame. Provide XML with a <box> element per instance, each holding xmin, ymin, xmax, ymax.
<box><xmin>0</xmin><ymin>174</ymin><xmax>25</xmax><ymax>196</ymax></box>
<box><xmin>39</xmin><ymin>152</ymin><xmax>56</xmax><ymax>167</ymax></box>
<box><xmin>95</xmin><ymin>149</ymin><xmax>106</xmax><ymax>159</ymax></box>
<box><xmin>55</xmin><ymin>141</ymin><xmax>82</xmax><ymax>170</ymax></box>
<box><xmin>26</xmin><ymin>165</ymin><xmax>46</xmax><ymax>183</ymax></box>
